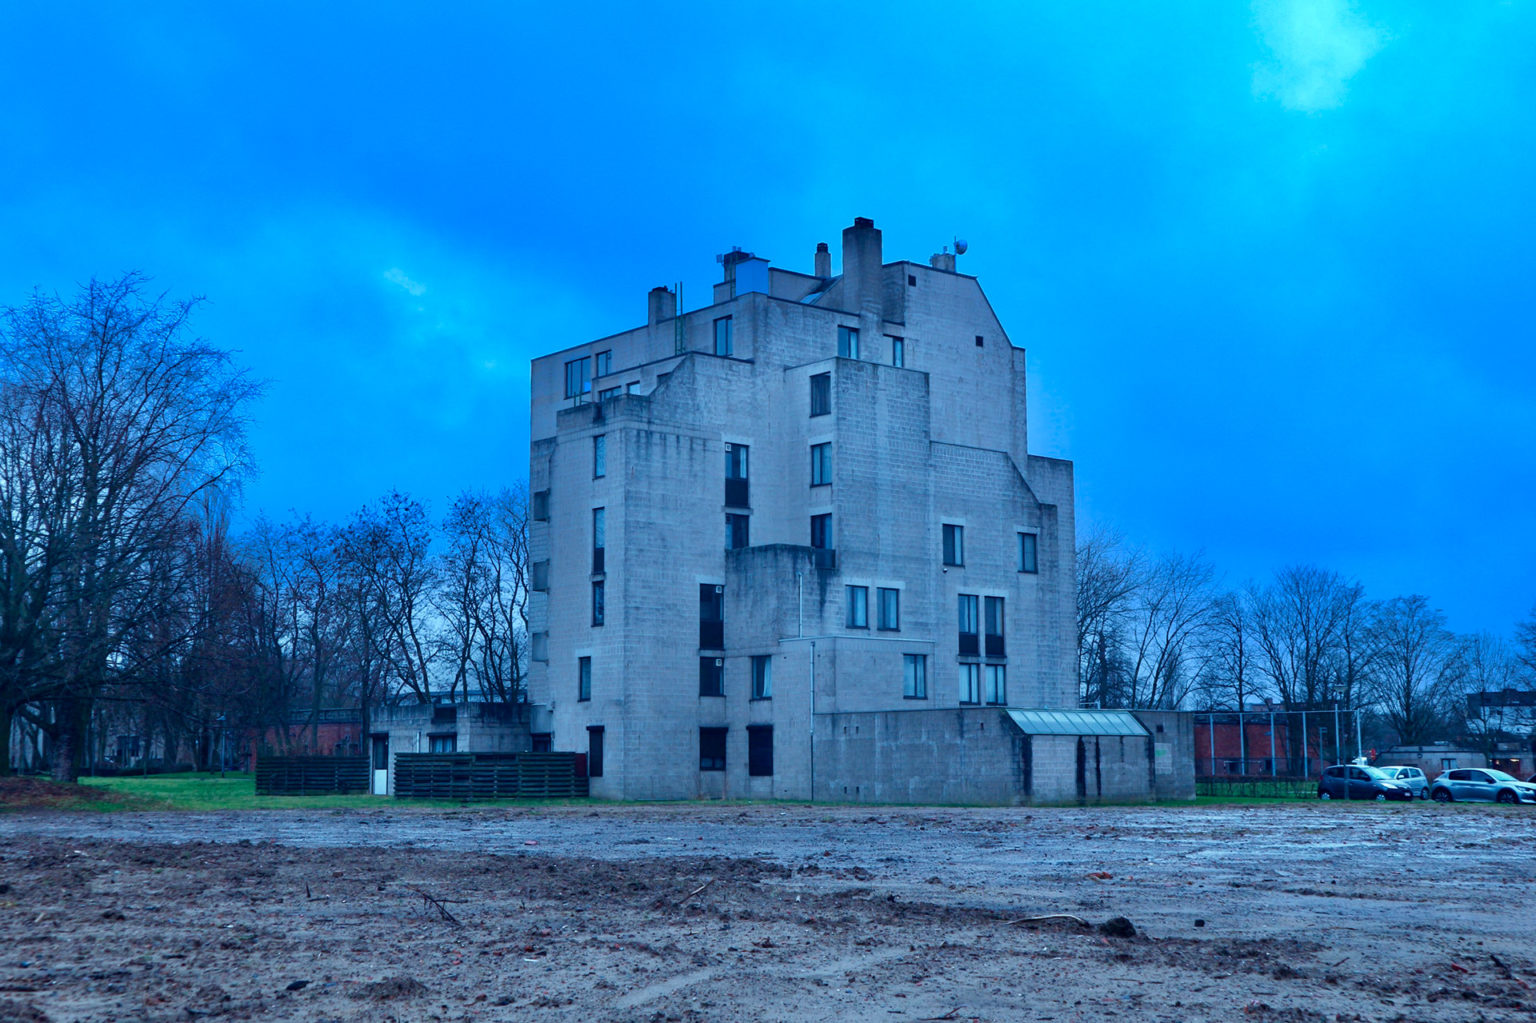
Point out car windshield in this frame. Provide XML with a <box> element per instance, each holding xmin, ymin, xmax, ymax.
<box><xmin>1484</xmin><ymin>770</ymin><xmax>1519</xmax><ymax>782</ymax></box>
<box><xmin>1357</xmin><ymin>766</ymin><xmax>1390</xmax><ymax>779</ymax></box>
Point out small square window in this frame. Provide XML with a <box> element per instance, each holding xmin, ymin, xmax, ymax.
<box><xmin>595</xmin><ymin>349</ymin><xmax>612</xmax><ymax>376</ymax></box>
<box><xmin>578</xmin><ymin>656</ymin><xmax>592</xmax><ymax>701</ymax></box>
<box><xmin>593</xmin><ymin>434</ymin><xmax>606</xmax><ymax>478</ymax></box>
<box><xmin>877</xmin><ymin>587</ymin><xmax>899</xmax><ymax>631</ymax></box>
<box><xmin>903</xmin><ymin>654</ymin><xmax>927</xmax><ymax>699</ymax></box>
<box><xmin>714</xmin><ymin>316</ymin><xmax>733</xmax><ymax>357</ymax></box>
<box><xmin>907</xmin><ymin>274</ymin><xmax>917</xmax><ymax>287</ymax></box>
<box><xmin>752</xmin><ymin>655</ymin><xmax>772</xmax><ymax>700</ymax></box>
<box><xmin>845</xmin><ymin>585</ymin><xmax>868</xmax><ymax>628</ymax></box>
<box><xmin>942</xmin><ymin>523</ymin><xmax>964</xmax><ymax>566</ymax></box>
<box><xmin>699</xmin><ymin>727</ymin><xmax>727</xmax><ymax>771</ymax></box>
<box><xmin>428</xmin><ymin>734</ymin><xmax>457</xmax><ymax>754</ymax></box>
<box><xmin>810</xmin><ymin>442</ymin><xmax>832</xmax><ymax>486</ymax></box>
<box><xmin>810</xmin><ymin>373</ymin><xmax>831</xmax><ymax>416</ymax></box>
<box><xmin>975</xmin><ymin>335</ymin><xmax>984</xmax><ymax>347</ymax></box>
<box><xmin>837</xmin><ymin>325</ymin><xmax>859</xmax><ymax>359</ymax></box>
<box><xmin>1019</xmin><ymin>532</ymin><xmax>1038</xmax><ymax>573</ymax></box>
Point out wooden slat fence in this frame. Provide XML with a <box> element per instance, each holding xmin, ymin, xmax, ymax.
<box><xmin>393</xmin><ymin>752</ymin><xmax>588</xmax><ymax>800</ymax></box>
<box><xmin>256</xmin><ymin>755</ymin><xmax>370</xmax><ymax>795</ymax></box>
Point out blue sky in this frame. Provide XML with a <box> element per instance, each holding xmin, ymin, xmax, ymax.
<box><xmin>2</xmin><ymin>2</ymin><xmax>1532</xmax><ymax>638</ymax></box>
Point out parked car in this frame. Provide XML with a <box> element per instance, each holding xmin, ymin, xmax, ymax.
<box><xmin>1373</xmin><ymin>765</ymin><xmax>1430</xmax><ymax>799</ymax></box>
<box><xmin>1430</xmin><ymin>769</ymin><xmax>1536</xmax><ymax>804</ymax></box>
<box><xmin>1318</xmin><ymin>765</ymin><xmax>1414</xmax><ymax>801</ymax></box>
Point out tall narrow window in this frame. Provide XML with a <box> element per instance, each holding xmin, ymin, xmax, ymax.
<box><xmin>699</xmin><ymin>584</ymin><xmax>724</xmax><ymax>650</ymax></box>
<box><xmin>699</xmin><ymin>657</ymin><xmax>724</xmax><ymax>697</ymax></box>
<box><xmin>587</xmin><ymin>726</ymin><xmax>604</xmax><ymax>777</ymax></box>
<box><xmin>747</xmin><ymin>725</ymin><xmax>773</xmax><ymax>776</ymax></box>
<box><xmin>837</xmin><ymin>325</ymin><xmax>859</xmax><ymax>359</ymax></box>
<box><xmin>725</xmin><ymin>443</ymin><xmax>749</xmax><ymax>507</ymax></box>
<box><xmin>903</xmin><ymin>654</ymin><xmax>927</xmax><ymax>699</ymax></box>
<box><xmin>845</xmin><ymin>585</ymin><xmax>868</xmax><ymax>628</ymax></box>
<box><xmin>751</xmin><ymin>655</ymin><xmax>772</xmax><ymax>700</ymax></box>
<box><xmin>592</xmin><ymin>508</ymin><xmax>605</xmax><ymax>573</ymax></box>
<box><xmin>877</xmin><ymin>587</ymin><xmax>900</xmax><ymax>631</ymax></box>
<box><xmin>1019</xmin><ymin>532</ymin><xmax>1038</xmax><ymax>573</ymax></box>
<box><xmin>591</xmin><ymin>580</ymin><xmax>605</xmax><ymax>626</ymax></box>
<box><xmin>889</xmin><ymin>335</ymin><xmax>905</xmax><ymax>368</ymax></box>
<box><xmin>594</xmin><ymin>349</ymin><xmax>612</xmax><ymax>376</ymax></box>
<box><xmin>699</xmin><ymin>728</ymin><xmax>727</xmax><ymax>771</ymax></box>
<box><xmin>810</xmin><ymin>513</ymin><xmax>833</xmax><ymax>550</ymax></box>
<box><xmin>984</xmin><ymin>596</ymin><xmax>1005</xmax><ymax>657</ymax></box>
<box><xmin>564</xmin><ymin>356</ymin><xmax>591</xmax><ymax>398</ymax></box>
<box><xmin>810</xmin><ymin>443</ymin><xmax>832</xmax><ymax>486</ymax></box>
<box><xmin>593</xmin><ymin>434</ymin><xmax>606</xmax><ymax>478</ymax></box>
<box><xmin>578</xmin><ymin>657</ymin><xmax>592</xmax><ymax>701</ymax></box>
<box><xmin>985</xmin><ymin>665</ymin><xmax>1006</xmax><ymax>705</ymax></box>
<box><xmin>942</xmin><ymin>524</ymin><xmax>964</xmax><ymax>566</ymax></box>
<box><xmin>959</xmin><ymin>663</ymin><xmax>981</xmax><ymax>705</ymax></box>
<box><xmin>725</xmin><ymin>513</ymin><xmax>750</xmax><ymax>550</ymax></box>
<box><xmin>532</xmin><ymin>490</ymin><xmax>549</xmax><ymax>521</ymax></box>
<box><xmin>714</xmin><ymin>316</ymin><xmax>733</xmax><ymax>356</ymax></box>
<box><xmin>958</xmin><ymin>594</ymin><xmax>979</xmax><ymax>656</ymax></box>
<box><xmin>809</xmin><ymin>373</ymin><xmax>831</xmax><ymax>416</ymax></box>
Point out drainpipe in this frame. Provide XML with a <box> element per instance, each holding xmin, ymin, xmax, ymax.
<box><xmin>809</xmin><ymin>640</ymin><xmax>816</xmax><ymax>803</ymax></box>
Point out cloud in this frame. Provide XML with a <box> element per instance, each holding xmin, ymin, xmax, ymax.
<box><xmin>384</xmin><ymin>266</ymin><xmax>427</xmax><ymax>296</ymax></box>
<box><xmin>1251</xmin><ymin>0</ymin><xmax>1383</xmax><ymax>112</ymax></box>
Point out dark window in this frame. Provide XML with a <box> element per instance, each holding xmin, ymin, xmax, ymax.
<box><xmin>578</xmin><ymin>657</ymin><xmax>591</xmax><ymax>701</ymax></box>
<box><xmin>845</xmin><ymin>585</ymin><xmax>868</xmax><ymax>628</ymax></box>
<box><xmin>531</xmin><ymin>631</ymin><xmax>548</xmax><ymax>661</ymax></box>
<box><xmin>942</xmin><ymin>524</ymin><xmax>964</xmax><ymax>566</ymax></box>
<box><xmin>903</xmin><ymin>654</ymin><xmax>927</xmax><ymax>699</ymax></box>
<box><xmin>371</xmin><ymin>734</ymin><xmax>389</xmax><ymax>770</ymax></box>
<box><xmin>598</xmin><ymin>386</ymin><xmax>620</xmax><ymax>401</ymax></box>
<box><xmin>592</xmin><ymin>580</ymin><xmax>605</xmax><ymax>626</ymax></box>
<box><xmin>889</xmin><ymin>335</ymin><xmax>904</xmax><ymax>367</ymax></box>
<box><xmin>907</xmin><ymin>273</ymin><xmax>917</xmax><ymax>287</ymax></box>
<box><xmin>587</xmin><ymin>726</ymin><xmax>604</xmax><ymax>777</ymax></box>
<box><xmin>532</xmin><ymin>490</ymin><xmax>549</xmax><ymax>521</ymax></box>
<box><xmin>595</xmin><ymin>349</ymin><xmax>612</xmax><ymax>376</ymax></box>
<box><xmin>1019</xmin><ymin>532</ymin><xmax>1038</xmax><ymax>573</ymax></box>
<box><xmin>985</xmin><ymin>664</ymin><xmax>1006</xmax><ymax>705</ymax></box>
<box><xmin>751</xmin><ymin>655</ymin><xmax>772</xmax><ymax>699</ymax></box>
<box><xmin>592</xmin><ymin>508</ymin><xmax>605</xmax><ymax>573</ymax></box>
<box><xmin>564</xmin><ymin>356</ymin><xmax>591</xmax><ymax>397</ymax></box>
<box><xmin>837</xmin><ymin>325</ymin><xmax>859</xmax><ymax>359</ymax></box>
<box><xmin>958</xmin><ymin>594</ymin><xmax>979</xmax><ymax>656</ymax></box>
<box><xmin>714</xmin><ymin>316</ymin><xmax>733</xmax><ymax>356</ymax></box>
<box><xmin>699</xmin><ymin>583</ymin><xmax>724</xmax><ymax>650</ymax></box>
<box><xmin>984</xmin><ymin>596</ymin><xmax>1005</xmax><ymax>657</ymax></box>
<box><xmin>431</xmin><ymin>704</ymin><xmax>457</xmax><ymax>725</ymax></box>
<box><xmin>428</xmin><ymin>734</ymin><xmax>457</xmax><ymax>754</ymax></box>
<box><xmin>531</xmin><ymin>732</ymin><xmax>552</xmax><ymax>753</ymax></box>
<box><xmin>725</xmin><ymin>443</ymin><xmax>749</xmax><ymax>507</ymax></box>
<box><xmin>700</xmin><ymin>728</ymin><xmax>727</xmax><ymax>771</ymax></box>
<box><xmin>810</xmin><ymin>442</ymin><xmax>832</xmax><ymax>486</ymax></box>
<box><xmin>810</xmin><ymin>372</ymin><xmax>831</xmax><ymax>416</ymax></box>
<box><xmin>975</xmin><ymin>335</ymin><xmax>984</xmax><ymax>347</ymax></box>
<box><xmin>878</xmin><ymin>587</ymin><xmax>900</xmax><ymax>631</ymax></box>
<box><xmin>959</xmin><ymin>663</ymin><xmax>981</xmax><ymax>705</ymax></box>
<box><xmin>747</xmin><ymin>725</ymin><xmax>773</xmax><ymax>776</ymax></box>
<box><xmin>810</xmin><ymin>513</ymin><xmax>833</xmax><ymax>550</ymax></box>
<box><xmin>699</xmin><ymin>656</ymin><xmax>724</xmax><ymax>697</ymax></box>
<box><xmin>726</xmin><ymin>513</ymin><xmax>750</xmax><ymax>550</ymax></box>
<box><xmin>593</xmin><ymin>435</ymin><xmax>606</xmax><ymax>477</ymax></box>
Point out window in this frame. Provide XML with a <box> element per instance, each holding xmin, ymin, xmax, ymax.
<box><xmin>725</xmin><ymin>443</ymin><xmax>749</xmax><ymax>507</ymax></box>
<box><xmin>809</xmin><ymin>372</ymin><xmax>831</xmax><ymax>416</ymax></box>
<box><xmin>598</xmin><ymin>386</ymin><xmax>620</xmax><ymax>401</ymax></box>
<box><xmin>877</xmin><ymin>587</ymin><xmax>900</xmax><ymax>631</ymax></box>
<box><xmin>531</xmin><ymin>560</ymin><xmax>548</xmax><ymax>591</ymax></box>
<box><xmin>595</xmin><ymin>349</ymin><xmax>612</xmax><ymax>376</ymax></box>
<box><xmin>1442</xmin><ymin>758</ymin><xmax>1458</xmax><ymax>771</ymax></box>
<box><xmin>564</xmin><ymin>356</ymin><xmax>591</xmax><ymax>397</ymax></box>
<box><xmin>428</xmin><ymin>734</ymin><xmax>457</xmax><ymax>754</ymax></box>
<box><xmin>699</xmin><ymin>583</ymin><xmax>724</xmax><ymax>649</ymax></box>
<box><xmin>903</xmin><ymin>654</ymin><xmax>927</xmax><ymax>699</ymax></box>
<box><xmin>532</xmin><ymin>490</ymin><xmax>549</xmax><ymax>521</ymax></box>
<box><xmin>810</xmin><ymin>442</ymin><xmax>832</xmax><ymax>486</ymax></box>
<box><xmin>975</xmin><ymin>335</ymin><xmax>984</xmax><ymax>347</ymax></box>
<box><xmin>587</xmin><ymin>726</ymin><xmax>604</xmax><ymax>778</ymax></box>
<box><xmin>845</xmin><ymin>585</ymin><xmax>868</xmax><ymax>628</ymax></box>
<box><xmin>810</xmin><ymin>513</ymin><xmax>833</xmax><ymax>549</ymax></box>
<box><xmin>1019</xmin><ymin>532</ymin><xmax>1038</xmax><ymax>573</ymax></box>
<box><xmin>959</xmin><ymin>663</ymin><xmax>981</xmax><ymax>705</ymax></box>
<box><xmin>699</xmin><ymin>657</ymin><xmax>724</xmax><ymax>697</ymax></box>
<box><xmin>942</xmin><ymin>524</ymin><xmax>964</xmax><ymax>566</ymax></box>
<box><xmin>626</xmin><ymin>381</ymin><xmax>639</xmax><ymax>393</ymax></box>
<box><xmin>752</xmin><ymin>655</ymin><xmax>772</xmax><ymax>700</ymax></box>
<box><xmin>714</xmin><ymin>316</ymin><xmax>733</xmax><ymax>356</ymax></box>
<box><xmin>837</xmin><ymin>325</ymin><xmax>859</xmax><ymax>359</ymax></box>
<box><xmin>592</xmin><ymin>508</ymin><xmax>605</xmax><ymax>573</ymax></box>
<box><xmin>907</xmin><ymin>273</ymin><xmax>917</xmax><ymax>287</ymax></box>
<box><xmin>593</xmin><ymin>434</ymin><xmax>606</xmax><ymax>477</ymax></box>
<box><xmin>578</xmin><ymin>656</ymin><xmax>591</xmax><ymax>701</ymax></box>
<box><xmin>531</xmin><ymin>631</ymin><xmax>548</xmax><ymax>662</ymax></box>
<box><xmin>890</xmin><ymin>335</ymin><xmax>905</xmax><ymax>368</ymax></box>
<box><xmin>747</xmin><ymin>725</ymin><xmax>773</xmax><ymax>777</ymax></box>
<box><xmin>984</xmin><ymin>665</ymin><xmax>1006</xmax><ymax>705</ymax></box>
<box><xmin>726</xmin><ymin>513</ymin><xmax>750</xmax><ymax>550</ymax></box>
<box><xmin>958</xmin><ymin>594</ymin><xmax>979</xmax><ymax>656</ymax></box>
<box><xmin>699</xmin><ymin>728</ymin><xmax>727</xmax><ymax>771</ymax></box>
<box><xmin>984</xmin><ymin>596</ymin><xmax>1005</xmax><ymax>657</ymax></box>
<box><xmin>591</xmin><ymin>580</ymin><xmax>605</xmax><ymax>626</ymax></box>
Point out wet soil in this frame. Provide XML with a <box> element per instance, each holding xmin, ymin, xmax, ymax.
<box><xmin>1</xmin><ymin>802</ymin><xmax>1533</xmax><ymax>1021</ymax></box>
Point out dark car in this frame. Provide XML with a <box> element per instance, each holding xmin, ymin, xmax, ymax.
<box><xmin>1318</xmin><ymin>765</ymin><xmax>1414</xmax><ymax>801</ymax></box>
<box><xmin>1429</xmin><ymin>769</ymin><xmax>1536</xmax><ymax>804</ymax></box>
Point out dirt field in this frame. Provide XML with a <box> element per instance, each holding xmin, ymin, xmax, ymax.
<box><xmin>1</xmin><ymin>799</ymin><xmax>1534</xmax><ymax>1022</ymax></box>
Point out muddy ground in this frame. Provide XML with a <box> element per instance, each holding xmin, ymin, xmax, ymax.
<box><xmin>1</xmin><ymin>801</ymin><xmax>1534</xmax><ymax>1022</ymax></box>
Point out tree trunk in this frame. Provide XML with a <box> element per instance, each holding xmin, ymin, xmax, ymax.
<box><xmin>0</xmin><ymin>703</ymin><xmax>13</xmax><ymax>776</ymax></box>
<box><xmin>50</xmin><ymin>697</ymin><xmax>88</xmax><ymax>783</ymax></box>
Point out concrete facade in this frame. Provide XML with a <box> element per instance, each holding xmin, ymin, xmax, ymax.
<box><xmin>526</xmin><ymin>217</ymin><xmax>1083</xmax><ymax>802</ymax></box>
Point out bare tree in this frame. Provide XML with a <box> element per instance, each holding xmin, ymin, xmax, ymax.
<box><xmin>1515</xmin><ymin>605</ymin><xmax>1536</xmax><ymax>683</ymax></box>
<box><xmin>340</xmin><ymin>492</ymin><xmax>437</xmax><ymax>704</ymax></box>
<box><xmin>1249</xmin><ymin>566</ymin><xmax>1359</xmax><ymax>712</ymax></box>
<box><xmin>1075</xmin><ymin>528</ymin><xmax>1143</xmax><ymax>707</ymax></box>
<box><xmin>1120</xmin><ymin>552</ymin><xmax>1218</xmax><ymax>709</ymax></box>
<box><xmin>1194</xmin><ymin>589</ymin><xmax>1266</xmax><ymax>711</ymax></box>
<box><xmin>1368</xmin><ymin>595</ymin><xmax>1461</xmax><ymax>747</ymax></box>
<box><xmin>435</xmin><ymin>487</ymin><xmax>530</xmax><ymax>705</ymax></box>
<box><xmin>1460</xmin><ymin>632</ymin><xmax>1521</xmax><ymax>756</ymax></box>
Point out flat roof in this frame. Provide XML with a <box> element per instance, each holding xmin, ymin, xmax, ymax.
<box><xmin>1006</xmin><ymin>708</ymin><xmax>1150</xmax><ymax>737</ymax></box>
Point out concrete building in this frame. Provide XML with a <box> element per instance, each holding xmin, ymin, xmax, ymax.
<box><xmin>526</xmin><ymin>216</ymin><xmax>1181</xmax><ymax>804</ymax></box>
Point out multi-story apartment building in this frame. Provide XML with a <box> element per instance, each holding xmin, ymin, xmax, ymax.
<box><xmin>526</xmin><ymin>217</ymin><xmax>1178</xmax><ymax>804</ymax></box>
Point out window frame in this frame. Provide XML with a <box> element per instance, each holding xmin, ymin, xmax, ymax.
<box><xmin>845</xmin><ymin>585</ymin><xmax>869</xmax><ymax>629</ymax></box>
<box><xmin>889</xmin><ymin>334</ymin><xmax>904</xmax><ymax>368</ymax></box>
<box><xmin>1019</xmin><ymin>531</ymin><xmax>1038</xmax><ymax>573</ymax></box>
<box><xmin>751</xmin><ymin>655</ymin><xmax>772</xmax><ymax>700</ymax></box>
<box><xmin>837</xmin><ymin>325</ymin><xmax>860</xmax><ymax>359</ymax></box>
<box><xmin>877</xmin><ymin>587</ymin><xmax>900</xmax><ymax>631</ymax></box>
<box><xmin>984</xmin><ymin>664</ymin><xmax>1006</xmax><ymax>706</ymax></box>
<box><xmin>714</xmin><ymin>315</ymin><xmax>733</xmax><ymax>356</ymax></box>
<box><xmin>725</xmin><ymin>512</ymin><xmax>750</xmax><ymax>550</ymax></box>
<box><xmin>903</xmin><ymin>654</ymin><xmax>927</xmax><ymax>699</ymax></box>
<box><xmin>593</xmin><ymin>434</ymin><xmax>606</xmax><ymax>478</ymax></box>
<box><xmin>809</xmin><ymin>442</ymin><xmax>832</xmax><ymax>486</ymax></box>
<box><xmin>564</xmin><ymin>356</ymin><xmax>591</xmax><ymax>398</ymax></box>
<box><xmin>594</xmin><ymin>349</ymin><xmax>612</xmax><ymax>377</ymax></box>
<box><xmin>592</xmin><ymin>507</ymin><xmax>605</xmax><ymax>573</ymax></box>
<box><xmin>810</xmin><ymin>513</ymin><xmax>833</xmax><ymax>550</ymax></box>
<box><xmin>942</xmin><ymin>523</ymin><xmax>964</xmax><ymax>567</ymax></box>
<box><xmin>699</xmin><ymin>656</ymin><xmax>724</xmax><ymax>697</ymax></box>
<box><xmin>959</xmin><ymin>663</ymin><xmax>981</xmax><ymax>705</ymax></box>
<box><xmin>747</xmin><ymin>724</ymin><xmax>773</xmax><ymax>777</ymax></box>
<box><xmin>809</xmin><ymin>372</ymin><xmax>831</xmax><ymax>416</ymax></box>
<box><xmin>591</xmin><ymin>579</ymin><xmax>605</xmax><ymax>626</ymax></box>
<box><xmin>578</xmin><ymin>656</ymin><xmax>592</xmax><ymax>702</ymax></box>
<box><xmin>699</xmin><ymin>727</ymin><xmax>727</xmax><ymax>772</ymax></box>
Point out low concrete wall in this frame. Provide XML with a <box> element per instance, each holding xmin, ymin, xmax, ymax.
<box><xmin>814</xmin><ymin>708</ymin><xmax>1026</xmax><ymax>805</ymax></box>
<box><xmin>1133</xmin><ymin>710</ymin><xmax>1197</xmax><ymax>800</ymax></box>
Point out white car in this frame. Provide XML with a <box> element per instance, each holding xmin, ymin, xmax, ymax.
<box><xmin>1430</xmin><ymin>769</ymin><xmax>1536</xmax><ymax>805</ymax></box>
<box><xmin>1373</xmin><ymin>765</ymin><xmax>1429</xmax><ymax>799</ymax></box>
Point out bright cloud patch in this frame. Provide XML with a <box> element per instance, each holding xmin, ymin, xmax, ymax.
<box><xmin>1252</xmin><ymin>0</ymin><xmax>1382</xmax><ymax>111</ymax></box>
<box><xmin>384</xmin><ymin>267</ymin><xmax>427</xmax><ymax>296</ymax></box>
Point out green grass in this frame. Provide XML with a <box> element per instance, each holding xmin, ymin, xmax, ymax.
<box><xmin>78</xmin><ymin>773</ymin><xmax>601</xmax><ymax>812</ymax></box>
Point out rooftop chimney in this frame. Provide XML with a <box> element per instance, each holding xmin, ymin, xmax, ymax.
<box><xmin>814</xmin><ymin>241</ymin><xmax>831</xmax><ymax>278</ymax></box>
<box><xmin>930</xmin><ymin>251</ymin><xmax>955</xmax><ymax>272</ymax></box>
<box><xmin>648</xmin><ymin>285</ymin><xmax>676</xmax><ymax>325</ymax></box>
<box><xmin>841</xmin><ymin>217</ymin><xmax>883</xmax><ymax>317</ymax></box>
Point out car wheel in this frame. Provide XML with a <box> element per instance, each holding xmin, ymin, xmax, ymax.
<box><xmin>1418</xmin><ymin>789</ymin><xmax>1428</xmax><ymax>800</ymax></box>
<box><xmin>1496</xmin><ymin>790</ymin><xmax>1517</xmax><ymax>804</ymax></box>
<box><xmin>1375</xmin><ymin>793</ymin><xmax>1386</xmax><ymax>801</ymax></box>
<box><xmin>1432</xmin><ymin>789</ymin><xmax>1451</xmax><ymax>803</ymax></box>
<box><xmin>1319</xmin><ymin>791</ymin><xmax>1332</xmax><ymax>800</ymax></box>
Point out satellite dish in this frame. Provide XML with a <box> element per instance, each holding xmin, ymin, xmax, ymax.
<box><xmin>953</xmin><ymin>237</ymin><xmax>969</xmax><ymax>255</ymax></box>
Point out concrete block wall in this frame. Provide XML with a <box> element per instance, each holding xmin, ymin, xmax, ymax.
<box><xmin>1133</xmin><ymin>710</ymin><xmax>1198</xmax><ymax>800</ymax></box>
<box><xmin>814</xmin><ymin>708</ymin><xmax>1027</xmax><ymax>805</ymax></box>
